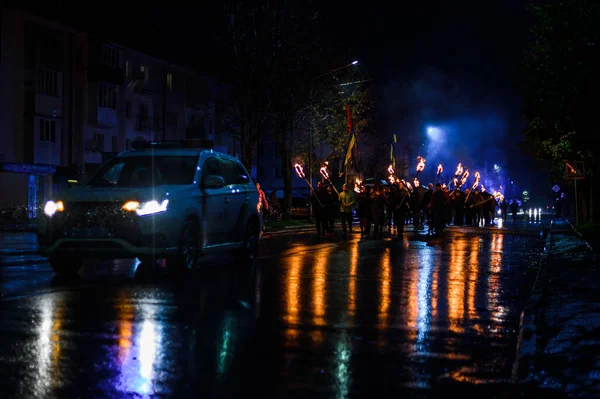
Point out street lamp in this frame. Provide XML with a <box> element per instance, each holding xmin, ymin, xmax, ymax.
<box><xmin>308</xmin><ymin>60</ymin><xmax>359</xmax><ymax>218</ymax></box>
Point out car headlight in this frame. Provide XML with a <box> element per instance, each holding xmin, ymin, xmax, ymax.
<box><xmin>122</xmin><ymin>199</ymin><xmax>169</xmax><ymax>216</ymax></box>
<box><xmin>44</xmin><ymin>200</ymin><xmax>64</xmax><ymax>217</ymax></box>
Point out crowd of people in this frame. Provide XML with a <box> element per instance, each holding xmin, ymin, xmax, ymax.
<box><xmin>256</xmin><ymin>179</ymin><xmax>516</xmax><ymax>239</ymax></box>
<box><xmin>309</xmin><ymin>180</ymin><xmax>512</xmax><ymax>239</ymax></box>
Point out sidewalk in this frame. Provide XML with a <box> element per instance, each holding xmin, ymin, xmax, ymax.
<box><xmin>513</xmin><ymin>218</ymin><xmax>600</xmax><ymax>396</ymax></box>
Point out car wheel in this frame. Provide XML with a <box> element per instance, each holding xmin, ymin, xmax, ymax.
<box><xmin>49</xmin><ymin>257</ymin><xmax>83</xmax><ymax>277</ymax></box>
<box><xmin>176</xmin><ymin>220</ymin><xmax>199</xmax><ymax>271</ymax></box>
<box><xmin>240</xmin><ymin>219</ymin><xmax>259</xmax><ymax>261</ymax></box>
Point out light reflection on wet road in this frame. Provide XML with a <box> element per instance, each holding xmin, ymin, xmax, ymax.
<box><xmin>0</xmin><ymin>222</ymin><xmax>558</xmax><ymax>398</ymax></box>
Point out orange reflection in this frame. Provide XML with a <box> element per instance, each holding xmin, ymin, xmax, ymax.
<box><xmin>431</xmin><ymin>259</ymin><xmax>439</xmax><ymax>319</ymax></box>
<box><xmin>378</xmin><ymin>248</ymin><xmax>392</xmax><ymax>329</ymax></box>
<box><xmin>348</xmin><ymin>243</ymin><xmax>359</xmax><ymax>318</ymax></box>
<box><xmin>405</xmin><ymin>255</ymin><xmax>419</xmax><ymax>340</ymax></box>
<box><xmin>117</xmin><ymin>293</ymin><xmax>134</xmax><ymax>364</ymax></box>
<box><xmin>284</xmin><ymin>245</ymin><xmax>306</xmax><ymax>340</ymax></box>
<box><xmin>488</xmin><ymin>234</ymin><xmax>506</xmax><ymax>324</ymax></box>
<box><xmin>467</xmin><ymin>237</ymin><xmax>480</xmax><ymax>321</ymax></box>
<box><xmin>313</xmin><ymin>245</ymin><xmax>334</xmax><ymax>327</ymax></box>
<box><xmin>448</xmin><ymin>239</ymin><xmax>466</xmax><ymax>333</ymax></box>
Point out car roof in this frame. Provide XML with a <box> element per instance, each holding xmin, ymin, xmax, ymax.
<box><xmin>116</xmin><ymin>148</ymin><xmax>237</xmax><ymax>161</ymax></box>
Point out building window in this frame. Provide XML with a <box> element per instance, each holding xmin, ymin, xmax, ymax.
<box><xmin>140</xmin><ymin>65</ymin><xmax>147</xmax><ymax>79</ymax></box>
<box><xmin>36</xmin><ymin>69</ymin><xmax>57</xmax><ymax>96</ymax></box>
<box><xmin>166</xmin><ymin>73</ymin><xmax>173</xmax><ymax>89</ymax></box>
<box><xmin>125</xmin><ymin>101</ymin><xmax>131</xmax><ymax>119</ymax></box>
<box><xmin>95</xmin><ymin>134</ymin><xmax>105</xmax><ymax>152</ymax></box>
<box><xmin>102</xmin><ymin>45</ymin><xmax>119</xmax><ymax>68</ymax></box>
<box><xmin>125</xmin><ymin>60</ymin><xmax>131</xmax><ymax>78</ymax></box>
<box><xmin>39</xmin><ymin>119</ymin><xmax>56</xmax><ymax>143</ymax></box>
<box><xmin>111</xmin><ymin>136</ymin><xmax>118</xmax><ymax>152</ymax></box>
<box><xmin>98</xmin><ymin>84</ymin><xmax>117</xmax><ymax>110</ymax></box>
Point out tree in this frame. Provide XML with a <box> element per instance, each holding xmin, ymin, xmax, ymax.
<box><xmin>521</xmin><ymin>0</ymin><xmax>600</xmax><ymax>223</ymax></box>
<box><xmin>521</xmin><ymin>0</ymin><xmax>600</xmax><ymax>169</ymax></box>
<box><xmin>215</xmin><ymin>0</ymin><xmax>286</xmax><ymax>171</ymax></box>
<box><xmin>311</xmin><ymin>71</ymin><xmax>375</xmax><ymax>180</ymax></box>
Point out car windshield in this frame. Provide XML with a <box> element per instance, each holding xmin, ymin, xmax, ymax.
<box><xmin>87</xmin><ymin>155</ymin><xmax>199</xmax><ymax>187</ymax></box>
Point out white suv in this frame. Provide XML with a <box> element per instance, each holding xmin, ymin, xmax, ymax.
<box><xmin>38</xmin><ymin>141</ymin><xmax>262</xmax><ymax>276</ymax></box>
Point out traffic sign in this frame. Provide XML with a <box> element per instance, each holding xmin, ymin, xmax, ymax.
<box><xmin>565</xmin><ymin>161</ymin><xmax>585</xmax><ymax>180</ymax></box>
<box><xmin>552</xmin><ymin>184</ymin><xmax>560</xmax><ymax>193</ymax></box>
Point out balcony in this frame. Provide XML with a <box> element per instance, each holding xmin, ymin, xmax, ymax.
<box><xmin>88</xmin><ymin>63</ymin><xmax>124</xmax><ymax>86</ymax></box>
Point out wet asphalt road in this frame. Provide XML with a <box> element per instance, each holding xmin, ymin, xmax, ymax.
<box><xmin>0</xmin><ymin>217</ymin><xmax>555</xmax><ymax>398</ymax></box>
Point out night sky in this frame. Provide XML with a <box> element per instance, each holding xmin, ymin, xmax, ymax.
<box><xmin>15</xmin><ymin>0</ymin><xmax>549</xmax><ymax>200</ymax></box>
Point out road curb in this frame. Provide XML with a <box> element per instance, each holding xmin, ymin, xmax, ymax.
<box><xmin>511</xmin><ymin>219</ymin><xmax>554</xmax><ymax>384</ymax></box>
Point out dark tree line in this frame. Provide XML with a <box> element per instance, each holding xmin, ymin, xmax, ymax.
<box><xmin>521</xmin><ymin>0</ymin><xmax>600</xmax><ymax>223</ymax></box>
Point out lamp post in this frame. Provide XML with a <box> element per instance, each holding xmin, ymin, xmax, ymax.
<box><xmin>308</xmin><ymin>60</ymin><xmax>358</xmax><ymax>218</ymax></box>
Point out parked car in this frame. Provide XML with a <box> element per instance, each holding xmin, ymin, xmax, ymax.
<box><xmin>38</xmin><ymin>140</ymin><xmax>262</xmax><ymax>276</ymax></box>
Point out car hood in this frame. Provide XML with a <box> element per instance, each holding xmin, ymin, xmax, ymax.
<box><xmin>57</xmin><ymin>185</ymin><xmax>185</xmax><ymax>203</ymax></box>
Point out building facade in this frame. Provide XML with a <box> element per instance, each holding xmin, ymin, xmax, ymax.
<box><xmin>0</xmin><ymin>8</ymin><xmax>239</xmax><ymax>216</ymax></box>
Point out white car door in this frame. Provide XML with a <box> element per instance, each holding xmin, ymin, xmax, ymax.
<box><xmin>199</xmin><ymin>156</ymin><xmax>231</xmax><ymax>246</ymax></box>
<box><xmin>219</xmin><ymin>158</ymin><xmax>251</xmax><ymax>244</ymax></box>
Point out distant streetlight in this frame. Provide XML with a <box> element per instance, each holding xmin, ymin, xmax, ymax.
<box><xmin>308</xmin><ymin>60</ymin><xmax>360</xmax><ymax>217</ymax></box>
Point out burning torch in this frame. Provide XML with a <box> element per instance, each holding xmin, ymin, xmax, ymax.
<box><xmin>354</xmin><ymin>177</ymin><xmax>364</xmax><ymax>193</ymax></box>
<box><xmin>387</xmin><ymin>164</ymin><xmax>397</xmax><ymax>184</ymax></box>
<box><xmin>436</xmin><ymin>164</ymin><xmax>443</xmax><ymax>183</ymax></box>
<box><xmin>451</xmin><ymin>163</ymin><xmax>463</xmax><ymax>187</ymax></box>
<box><xmin>320</xmin><ymin>165</ymin><xmax>339</xmax><ymax>196</ymax></box>
<box><xmin>464</xmin><ymin>171</ymin><xmax>481</xmax><ymax>205</ymax></box>
<box><xmin>294</xmin><ymin>163</ymin><xmax>323</xmax><ymax>207</ymax></box>
<box><xmin>414</xmin><ymin>156</ymin><xmax>426</xmax><ymax>179</ymax></box>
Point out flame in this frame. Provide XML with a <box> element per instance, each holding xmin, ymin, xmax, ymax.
<box><xmin>442</xmin><ymin>183</ymin><xmax>447</xmax><ymax>189</ymax></box>
<box><xmin>416</xmin><ymin>156</ymin><xmax>426</xmax><ymax>172</ymax></box>
<box><xmin>294</xmin><ymin>163</ymin><xmax>305</xmax><ymax>179</ymax></box>
<box><xmin>354</xmin><ymin>177</ymin><xmax>363</xmax><ymax>193</ymax></box>
<box><xmin>413</xmin><ymin>178</ymin><xmax>420</xmax><ymax>187</ymax></box>
<box><xmin>494</xmin><ymin>191</ymin><xmax>504</xmax><ymax>202</ymax></box>
<box><xmin>481</xmin><ymin>185</ymin><xmax>486</xmax><ymax>192</ymax></box>
<box><xmin>455</xmin><ymin>163</ymin><xmax>463</xmax><ymax>176</ymax></box>
<box><xmin>405</xmin><ymin>181</ymin><xmax>412</xmax><ymax>190</ymax></box>
<box><xmin>453</xmin><ymin>178</ymin><xmax>458</xmax><ymax>187</ymax></box>
<box><xmin>437</xmin><ymin>164</ymin><xmax>443</xmax><ymax>175</ymax></box>
<box><xmin>459</xmin><ymin>170</ymin><xmax>469</xmax><ymax>186</ymax></box>
<box><xmin>474</xmin><ymin>171</ymin><xmax>480</xmax><ymax>182</ymax></box>
<box><xmin>319</xmin><ymin>166</ymin><xmax>329</xmax><ymax>180</ymax></box>
<box><xmin>387</xmin><ymin>164</ymin><xmax>395</xmax><ymax>175</ymax></box>
<box><xmin>389</xmin><ymin>175</ymin><xmax>396</xmax><ymax>184</ymax></box>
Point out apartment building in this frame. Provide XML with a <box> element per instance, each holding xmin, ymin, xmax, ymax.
<box><xmin>0</xmin><ymin>8</ymin><xmax>239</xmax><ymax>214</ymax></box>
<box><xmin>0</xmin><ymin>8</ymin><xmax>74</xmax><ymax>215</ymax></box>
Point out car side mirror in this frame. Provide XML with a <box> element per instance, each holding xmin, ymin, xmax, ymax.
<box><xmin>203</xmin><ymin>175</ymin><xmax>225</xmax><ymax>189</ymax></box>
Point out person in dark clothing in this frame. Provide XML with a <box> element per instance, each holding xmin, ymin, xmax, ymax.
<box><xmin>429</xmin><ymin>183</ymin><xmax>446</xmax><ymax>235</ymax></box>
<box><xmin>501</xmin><ymin>199</ymin><xmax>508</xmax><ymax>222</ymax></box>
<box><xmin>389</xmin><ymin>182</ymin><xmax>410</xmax><ymax>237</ymax></box>
<box><xmin>464</xmin><ymin>188</ymin><xmax>473</xmax><ymax>226</ymax></box>
<box><xmin>371</xmin><ymin>183</ymin><xmax>387</xmax><ymax>239</ymax></box>
<box><xmin>452</xmin><ymin>189</ymin><xmax>466</xmax><ymax>225</ymax></box>
<box><xmin>357</xmin><ymin>187</ymin><xmax>372</xmax><ymax>238</ymax></box>
<box><xmin>422</xmin><ymin>183</ymin><xmax>434</xmax><ymax>233</ymax></box>
<box><xmin>326</xmin><ymin>185</ymin><xmax>339</xmax><ymax>235</ymax></box>
<box><xmin>311</xmin><ymin>182</ymin><xmax>330</xmax><ymax>237</ymax></box>
<box><xmin>510</xmin><ymin>200</ymin><xmax>519</xmax><ymax>222</ymax></box>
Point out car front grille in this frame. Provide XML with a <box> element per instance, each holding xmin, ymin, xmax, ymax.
<box><xmin>64</xmin><ymin>202</ymin><xmax>135</xmax><ymax>226</ymax></box>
